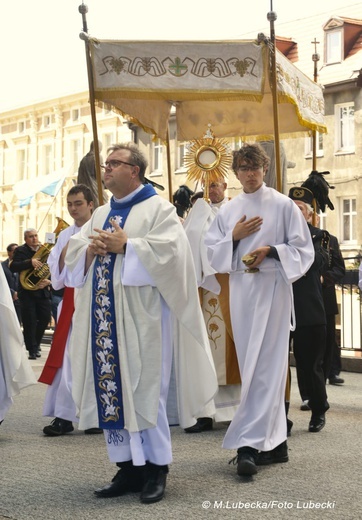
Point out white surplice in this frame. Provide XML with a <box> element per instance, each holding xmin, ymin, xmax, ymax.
<box><xmin>205</xmin><ymin>184</ymin><xmax>314</xmax><ymax>451</ymax></box>
<box><xmin>0</xmin><ymin>267</ymin><xmax>36</xmax><ymax>422</ymax></box>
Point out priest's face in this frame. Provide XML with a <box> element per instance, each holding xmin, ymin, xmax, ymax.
<box><xmin>103</xmin><ymin>149</ymin><xmax>141</xmax><ymax>198</ymax></box>
<box><xmin>236</xmin><ymin>162</ymin><xmax>265</xmax><ymax>193</ymax></box>
<box><xmin>204</xmin><ymin>180</ymin><xmax>227</xmax><ymax>204</ymax></box>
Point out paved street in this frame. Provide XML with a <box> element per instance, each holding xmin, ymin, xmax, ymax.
<box><xmin>1</xmin><ymin>345</ymin><xmax>362</xmax><ymax>520</ymax></box>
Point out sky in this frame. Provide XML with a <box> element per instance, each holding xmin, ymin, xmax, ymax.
<box><xmin>0</xmin><ymin>0</ymin><xmax>358</xmax><ymax>112</ymax></box>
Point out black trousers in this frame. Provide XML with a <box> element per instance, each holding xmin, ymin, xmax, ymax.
<box><xmin>292</xmin><ymin>324</ymin><xmax>329</xmax><ymax>416</ymax></box>
<box><xmin>19</xmin><ymin>291</ymin><xmax>51</xmax><ymax>354</ymax></box>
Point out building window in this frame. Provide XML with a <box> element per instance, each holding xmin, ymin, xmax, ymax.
<box><xmin>103</xmin><ymin>133</ymin><xmax>114</xmax><ymax>152</ymax></box>
<box><xmin>16</xmin><ymin>149</ymin><xmax>26</xmax><ymax>181</ymax></box>
<box><xmin>152</xmin><ymin>139</ymin><xmax>163</xmax><ymax>173</ymax></box>
<box><xmin>341</xmin><ymin>198</ymin><xmax>356</xmax><ymax>243</ymax></box>
<box><xmin>326</xmin><ymin>30</ymin><xmax>342</xmax><ymax>64</ymax></box>
<box><xmin>18</xmin><ymin>215</ymin><xmax>25</xmax><ymax>245</ymax></box>
<box><xmin>335</xmin><ymin>103</ymin><xmax>354</xmax><ymax>153</ymax></box>
<box><xmin>43</xmin><ymin>144</ymin><xmax>53</xmax><ymax>175</ymax></box>
<box><xmin>178</xmin><ymin>143</ymin><xmax>186</xmax><ymax>169</ymax></box>
<box><xmin>305</xmin><ymin>131</ymin><xmax>323</xmax><ymax>157</ymax></box>
<box><xmin>43</xmin><ymin>114</ymin><xmax>51</xmax><ymax>128</ymax></box>
<box><xmin>71</xmin><ymin>139</ymin><xmax>81</xmax><ymax>175</ymax></box>
<box><xmin>18</xmin><ymin>121</ymin><xmax>25</xmax><ymax>133</ymax></box>
<box><xmin>71</xmin><ymin>108</ymin><xmax>80</xmax><ymax>122</ymax></box>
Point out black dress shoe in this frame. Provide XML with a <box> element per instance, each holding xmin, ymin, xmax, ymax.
<box><xmin>43</xmin><ymin>418</ymin><xmax>74</xmax><ymax>436</ymax></box>
<box><xmin>257</xmin><ymin>441</ymin><xmax>288</xmax><ymax>466</ymax></box>
<box><xmin>309</xmin><ymin>414</ymin><xmax>325</xmax><ymax>433</ymax></box>
<box><xmin>95</xmin><ymin>462</ymin><xmax>145</xmax><ymax>498</ymax></box>
<box><xmin>28</xmin><ymin>353</ymin><xmax>37</xmax><ymax>360</ymax></box>
<box><xmin>140</xmin><ymin>463</ymin><xmax>168</xmax><ymax>504</ymax></box>
<box><xmin>287</xmin><ymin>418</ymin><xmax>293</xmax><ymax>437</ymax></box>
<box><xmin>184</xmin><ymin>417</ymin><xmax>213</xmax><ymax>433</ymax></box>
<box><xmin>229</xmin><ymin>447</ymin><xmax>258</xmax><ymax>476</ymax></box>
<box><xmin>84</xmin><ymin>427</ymin><xmax>103</xmax><ymax>434</ymax></box>
<box><xmin>329</xmin><ymin>376</ymin><xmax>344</xmax><ymax>385</ymax></box>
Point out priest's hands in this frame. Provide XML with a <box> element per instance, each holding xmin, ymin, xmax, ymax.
<box><xmin>232</xmin><ymin>215</ymin><xmax>263</xmax><ymax>241</ymax></box>
<box><xmin>89</xmin><ymin>220</ymin><xmax>128</xmax><ymax>256</ymax></box>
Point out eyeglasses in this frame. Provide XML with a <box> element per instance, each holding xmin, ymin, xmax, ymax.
<box><xmin>101</xmin><ymin>159</ymin><xmax>136</xmax><ymax>170</ymax></box>
<box><xmin>237</xmin><ymin>165</ymin><xmax>261</xmax><ymax>172</ymax></box>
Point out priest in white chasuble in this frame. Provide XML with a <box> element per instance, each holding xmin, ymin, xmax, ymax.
<box><xmin>65</xmin><ymin>142</ymin><xmax>217</xmax><ymax>504</ymax></box>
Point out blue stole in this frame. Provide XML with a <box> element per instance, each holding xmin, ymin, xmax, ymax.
<box><xmin>91</xmin><ymin>184</ymin><xmax>156</xmax><ymax>429</ymax></box>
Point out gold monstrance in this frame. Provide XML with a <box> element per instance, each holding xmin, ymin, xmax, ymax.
<box><xmin>184</xmin><ymin>125</ymin><xmax>232</xmax><ymax>201</ymax></box>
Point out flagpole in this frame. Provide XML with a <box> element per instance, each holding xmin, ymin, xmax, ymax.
<box><xmin>78</xmin><ymin>2</ymin><xmax>104</xmax><ymax>206</ymax></box>
<box><xmin>268</xmin><ymin>2</ymin><xmax>282</xmax><ymax>193</ymax></box>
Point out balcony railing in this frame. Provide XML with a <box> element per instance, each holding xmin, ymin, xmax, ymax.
<box><xmin>338</xmin><ymin>258</ymin><xmax>361</xmax><ymax>353</ymax></box>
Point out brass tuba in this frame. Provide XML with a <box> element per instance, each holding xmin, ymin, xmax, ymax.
<box><xmin>20</xmin><ymin>217</ymin><xmax>70</xmax><ymax>290</ymax></box>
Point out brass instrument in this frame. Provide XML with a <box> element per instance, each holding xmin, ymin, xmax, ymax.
<box><xmin>20</xmin><ymin>217</ymin><xmax>70</xmax><ymax>290</ymax></box>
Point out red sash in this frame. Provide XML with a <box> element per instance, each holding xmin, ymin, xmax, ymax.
<box><xmin>38</xmin><ymin>287</ymin><xmax>75</xmax><ymax>385</ymax></box>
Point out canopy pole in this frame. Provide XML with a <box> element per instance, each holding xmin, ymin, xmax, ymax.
<box><xmin>311</xmin><ymin>37</ymin><xmax>320</xmax><ymax>172</ymax></box>
<box><xmin>78</xmin><ymin>2</ymin><xmax>104</xmax><ymax>206</ymax></box>
<box><xmin>268</xmin><ymin>3</ymin><xmax>282</xmax><ymax>193</ymax></box>
<box><xmin>166</xmin><ymin>128</ymin><xmax>173</xmax><ymax>202</ymax></box>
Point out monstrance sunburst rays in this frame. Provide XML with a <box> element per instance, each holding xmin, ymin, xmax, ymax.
<box><xmin>184</xmin><ymin>126</ymin><xmax>232</xmax><ymax>199</ymax></box>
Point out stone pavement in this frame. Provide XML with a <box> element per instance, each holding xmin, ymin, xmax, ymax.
<box><xmin>1</xmin><ymin>345</ymin><xmax>362</xmax><ymax>520</ymax></box>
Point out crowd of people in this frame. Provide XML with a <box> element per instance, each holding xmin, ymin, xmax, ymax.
<box><xmin>0</xmin><ymin>141</ymin><xmax>354</xmax><ymax>504</ymax></box>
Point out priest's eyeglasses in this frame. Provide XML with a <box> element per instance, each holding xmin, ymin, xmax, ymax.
<box><xmin>101</xmin><ymin>159</ymin><xmax>136</xmax><ymax>170</ymax></box>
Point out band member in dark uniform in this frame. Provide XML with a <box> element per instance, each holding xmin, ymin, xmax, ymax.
<box><xmin>10</xmin><ymin>229</ymin><xmax>51</xmax><ymax>360</ymax></box>
<box><xmin>289</xmin><ymin>187</ymin><xmax>330</xmax><ymax>433</ymax></box>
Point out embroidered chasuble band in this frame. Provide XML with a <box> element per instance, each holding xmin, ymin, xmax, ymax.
<box><xmin>91</xmin><ymin>184</ymin><xmax>156</xmax><ymax>429</ymax></box>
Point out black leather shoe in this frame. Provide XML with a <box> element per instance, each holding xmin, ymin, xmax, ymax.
<box><xmin>28</xmin><ymin>353</ymin><xmax>37</xmax><ymax>360</ymax></box>
<box><xmin>184</xmin><ymin>417</ymin><xmax>213</xmax><ymax>433</ymax></box>
<box><xmin>329</xmin><ymin>376</ymin><xmax>344</xmax><ymax>385</ymax></box>
<box><xmin>257</xmin><ymin>441</ymin><xmax>288</xmax><ymax>466</ymax></box>
<box><xmin>230</xmin><ymin>447</ymin><xmax>258</xmax><ymax>476</ymax></box>
<box><xmin>43</xmin><ymin>418</ymin><xmax>74</xmax><ymax>436</ymax></box>
<box><xmin>84</xmin><ymin>428</ymin><xmax>103</xmax><ymax>434</ymax></box>
<box><xmin>287</xmin><ymin>418</ymin><xmax>293</xmax><ymax>437</ymax></box>
<box><xmin>309</xmin><ymin>414</ymin><xmax>325</xmax><ymax>433</ymax></box>
<box><xmin>95</xmin><ymin>463</ymin><xmax>145</xmax><ymax>498</ymax></box>
<box><xmin>140</xmin><ymin>463</ymin><xmax>168</xmax><ymax>504</ymax></box>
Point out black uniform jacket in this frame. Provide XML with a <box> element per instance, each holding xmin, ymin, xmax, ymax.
<box><xmin>292</xmin><ymin>224</ymin><xmax>329</xmax><ymax>327</ymax></box>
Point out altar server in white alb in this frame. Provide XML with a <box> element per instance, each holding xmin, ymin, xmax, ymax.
<box><xmin>0</xmin><ymin>266</ymin><xmax>36</xmax><ymax>425</ymax></box>
<box><xmin>39</xmin><ymin>184</ymin><xmax>102</xmax><ymax>436</ymax></box>
<box><xmin>205</xmin><ymin>143</ymin><xmax>314</xmax><ymax>477</ymax></box>
<box><xmin>65</xmin><ymin>142</ymin><xmax>217</xmax><ymax>504</ymax></box>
